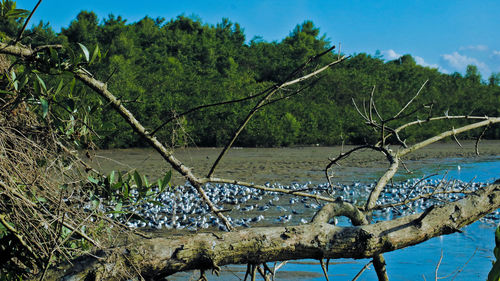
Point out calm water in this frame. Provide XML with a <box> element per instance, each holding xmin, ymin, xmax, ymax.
<box><xmin>261</xmin><ymin>157</ymin><xmax>500</xmax><ymax>281</ymax></box>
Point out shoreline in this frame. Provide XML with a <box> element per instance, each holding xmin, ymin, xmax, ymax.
<box><xmin>88</xmin><ymin>140</ymin><xmax>500</xmax><ymax>185</ymax></box>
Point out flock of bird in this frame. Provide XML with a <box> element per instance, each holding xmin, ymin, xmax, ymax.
<box><xmin>114</xmin><ymin>178</ymin><xmax>499</xmax><ymax>231</ymax></box>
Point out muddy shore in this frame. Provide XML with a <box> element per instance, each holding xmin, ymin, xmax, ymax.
<box><xmin>89</xmin><ymin>140</ymin><xmax>500</xmax><ymax>185</ymax></box>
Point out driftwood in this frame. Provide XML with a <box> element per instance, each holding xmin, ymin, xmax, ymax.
<box><xmin>43</xmin><ymin>183</ymin><xmax>499</xmax><ymax>280</ymax></box>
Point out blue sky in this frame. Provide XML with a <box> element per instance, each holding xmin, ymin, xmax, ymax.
<box><xmin>16</xmin><ymin>0</ymin><xmax>500</xmax><ymax>78</ymax></box>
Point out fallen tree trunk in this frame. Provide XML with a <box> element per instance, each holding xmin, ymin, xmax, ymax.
<box><xmin>45</xmin><ymin>183</ymin><xmax>499</xmax><ymax>280</ymax></box>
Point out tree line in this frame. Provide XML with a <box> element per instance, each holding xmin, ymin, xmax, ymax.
<box><xmin>2</xmin><ymin>10</ymin><xmax>500</xmax><ymax>148</ymax></box>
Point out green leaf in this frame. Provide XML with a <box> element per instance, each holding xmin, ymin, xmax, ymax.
<box><xmin>19</xmin><ymin>75</ymin><xmax>29</xmax><ymax>90</ymax></box>
<box><xmin>90</xmin><ymin>44</ymin><xmax>100</xmax><ymax>64</ymax></box>
<box><xmin>88</xmin><ymin>176</ymin><xmax>99</xmax><ymax>184</ymax></box>
<box><xmin>133</xmin><ymin>170</ymin><xmax>143</xmax><ymax>190</ymax></box>
<box><xmin>5</xmin><ymin>8</ymin><xmax>29</xmax><ymax>18</ymax></box>
<box><xmin>36</xmin><ymin>74</ymin><xmax>47</xmax><ymax>92</ymax></box>
<box><xmin>488</xmin><ymin>261</ymin><xmax>500</xmax><ymax>281</ymax></box>
<box><xmin>496</xmin><ymin>226</ymin><xmax>500</xmax><ymax>247</ymax></box>
<box><xmin>112</xmin><ymin>182</ymin><xmax>122</xmax><ymax>190</ymax></box>
<box><xmin>68</xmin><ymin>77</ymin><xmax>76</xmax><ymax>97</ymax></box>
<box><xmin>114</xmin><ymin>202</ymin><xmax>122</xmax><ymax>212</ymax></box>
<box><xmin>10</xmin><ymin>71</ymin><xmax>18</xmax><ymax>90</ymax></box>
<box><xmin>122</xmin><ymin>183</ymin><xmax>129</xmax><ymax>198</ymax></box>
<box><xmin>0</xmin><ymin>89</ymin><xmax>14</xmax><ymax>95</ymax></box>
<box><xmin>78</xmin><ymin>43</ymin><xmax>90</xmax><ymax>62</ymax></box>
<box><xmin>109</xmin><ymin>171</ymin><xmax>115</xmax><ymax>184</ymax></box>
<box><xmin>159</xmin><ymin>170</ymin><xmax>171</xmax><ymax>192</ymax></box>
<box><xmin>40</xmin><ymin>97</ymin><xmax>49</xmax><ymax>118</ymax></box>
<box><xmin>49</xmin><ymin>47</ymin><xmax>58</xmax><ymax>63</ymax></box>
<box><xmin>54</xmin><ymin>79</ymin><xmax>64</xmax><ymax>96</ymax></box>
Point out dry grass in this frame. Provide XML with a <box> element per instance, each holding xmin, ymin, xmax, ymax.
<box><xmin>0</xmin><ymin>74</ymin><xmax>129</xmax><ymax>279</ymax></box>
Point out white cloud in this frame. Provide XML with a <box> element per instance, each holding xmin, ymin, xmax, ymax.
<box><xmin>492</xmin><ymin>50</ymin><xmax>500</xmax><ymax>58</ymax></box>
<box><xmin>382</xmin><ymin>49</ymin><xmax>402</xmax><ymax>60</ymax></box>
<box><xmin>441</xmin><ymin>51</ymin><xmax>489</xmax><ymax>74</ymax></box>
<box><xmin>381</xmin><ymin>49</ymin><xmax>443</xmax><ymax>71</ymax></box>
<box><xmin>459</xmin><ymin>45</ymin><xmax>489</xmax><ymax>51</ymax></box>
<box><xmin>414</xmin><ymin>56</ymin><xmax>440</xmax><ymax>69</ymax></box>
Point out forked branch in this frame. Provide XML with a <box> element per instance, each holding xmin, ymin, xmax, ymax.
<box><xmin>207</xmin><ymin>48</ymin><xmax>347</xmax><ymax>178</ymax></box>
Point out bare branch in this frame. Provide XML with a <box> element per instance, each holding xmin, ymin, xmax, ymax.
<box><xmin>352</xmin><ymin>260</ymin><xmax>373</xmax><ymax>281</ymax></box>
<box><xmin>15</xmin><ymin>0</ymin><xmax>43</xmax><ymax>43</ymax></box>
<box><xmin>325</xmin><ymin>145</ymin><xmax>372</xmax><ymax>189</ymax></box>
<box><xmin>364</xmin><ymin>147</ymin><xmax>398</xmax><ymax>211</ymax></box>
<box><xmin>392</xmin><ymin>80</ymin><xmax>428</xmax><ymax>120</ymax></box>
<box><xmin>311</xmin><ymin>200</ymin><xmax>368</xmax><ymax>225</ymax></box>
<box><xmin>320</xmin><ymin>259</ymin><xmax>330</xmax><ymax>281</ymax></box>
<box><xmin>394</xmin><ymin>115</ymin><xmax>491</xmax><ymax>135</ymax></box>
<box><xmin>369</xmin><ymin>85</ymin><xmax>376</xmax><ymax>123</ymax></box>
<box><xmin>398</xmin><ymin>117</ymin><xmax>500</xmax><ymax>158</ymax></box>
<box><xmin>150</xmin><ymin>84</ymin><xmax>276</xmax><ymax>136</ymax></box>
<box><xmin>352</xmin><ymin>98</ymin><xmax>369</xmax><ymax>122</ymax></box>
<box><xmin>207</xmin><ymin>52</ymin><xmax>347</xmax><ymax>178</ymax></box>
<box><xmin>203</xmin><ymin>177</ymin><xmax>339</xmax><ymax>203</ymax></box>
<box><xmin>435</xmin><ymin>250</ymin><xmax>443</xmax><ymax>281</ymax></box>
<box><xmin>475</xmin><ymin>124</ymin><xmax>490</xmax><ymax>155</ymax></box>
<box><xmin>0</xmin><ymin>42</ymin><xmax>63</xmax><ymax>57</ymax></box>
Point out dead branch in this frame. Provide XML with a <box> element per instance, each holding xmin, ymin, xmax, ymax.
<box><xmin>43</xmin><ymin>183</ymin><xmax>500</xmax><ymax>280</ymax></box>
<box><xmin>207</xmin><ymin>49</ymin><xmax>347</xmax><ymax>178</ymax></box>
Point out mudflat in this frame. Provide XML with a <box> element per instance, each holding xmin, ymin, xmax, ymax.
<box><xmin>88</xmin><ymin>140</ymin><xmax>500</xmax><ymax>185</ymax></box>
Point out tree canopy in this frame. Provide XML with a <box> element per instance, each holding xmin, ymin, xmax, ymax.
<box><xmin>2</xmin><ymin>11</ymin><xmax>499</xmax><ymax>148</ymax></box>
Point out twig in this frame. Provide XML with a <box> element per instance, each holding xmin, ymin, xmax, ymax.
<box><xmin>475</xmin><ymin>124</ymin><xmax>489</xmax><ymax>155</ymax></box>
<box><xmin>393</xmin><ymin>79</ymin><xmax>428</xmax><ymax>120</ymax></box>
<box><xmin>320</xmin><ymin>259</ymin><xmax>330</xmax><ymax>281</ymax></box>
<box><xmin>0</xmin><ymin>213</ymin><xmax>40</xmax><ymax>260</ymax></box>
<box><xmin>369</xmin><ymin>85</ymin><xmax>376</xmax><ymax>123</ymax></box>
<box><xmin>203</xmin><ymin>177</ymin><xmax>339</xmax><ymax>203</ymax></box>
<box><xmin>435</xmin><ymin>249</ymin><xmax>443</xmax><ymax>281</ymax></box>
<box><xmin>352</xmin><ymin>260</ymin><xmax>372</xmax><ymax>281</ymax></box>
<box><xmin>0</xmin><ymin>181</ymin><xmax>101</xmax><ymax>247</ymax></box>
<box><xmin>450</xmin><ymin>248</ymin><xmax>477</xmax><ymax>280</ymax></box>
<box><xmin>15</xmin><ymin>0</ymin><xmax>43</xmax><ymax>43</ymax></box>
<box><xmin>151</xmin><ymin>84</ymin><xmax>276</xmax><ymax>136</ymax></box>
<box><xmin>452</xmin><ymin>129</ymin><xmax>462</xmax><ymax>148</ymax></box>
<box><xmin>397</xmin><ymin>117</ymin><xmax>500</xmax><ymax>158</ymax></box>
<box><xmin>207</xmin><ymin>50</ymin><xmax>346</xmax><ymax>178</ymax></box>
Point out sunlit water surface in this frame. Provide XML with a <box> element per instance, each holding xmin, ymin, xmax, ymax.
<box><xmin>168</xmin><ymin>157</ymin><xmax>500</xmax><ymax>281</ymax></box>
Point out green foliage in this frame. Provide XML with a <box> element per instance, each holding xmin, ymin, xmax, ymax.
<box><xmin>8</xmin><ymin>7</ymin><xmax>500</xmax><ymax>148</ymax></box>
<box><xmin>488</xmin><ymin>225</ymin><xmax>500</xmax><ymax>281</ymax></box>
<box><xmin>86</xmin><ymin>169</ymin><xmax>172</xmax><ymax>218</ymax></box>
<box><xmin>0</xmin><ymin>0</ymin><xmax>28</xmax><ymax>39</ymax></box>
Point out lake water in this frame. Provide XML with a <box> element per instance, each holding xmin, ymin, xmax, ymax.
<box><xmin>90</xmin><ymin>145</ymin><xmax>500</xmax><ymax>280</ymax></box>
<box><xmin>257</xmin><ymin>157</ymin><xmax>500</xmax><ymax>281</ymax></box>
